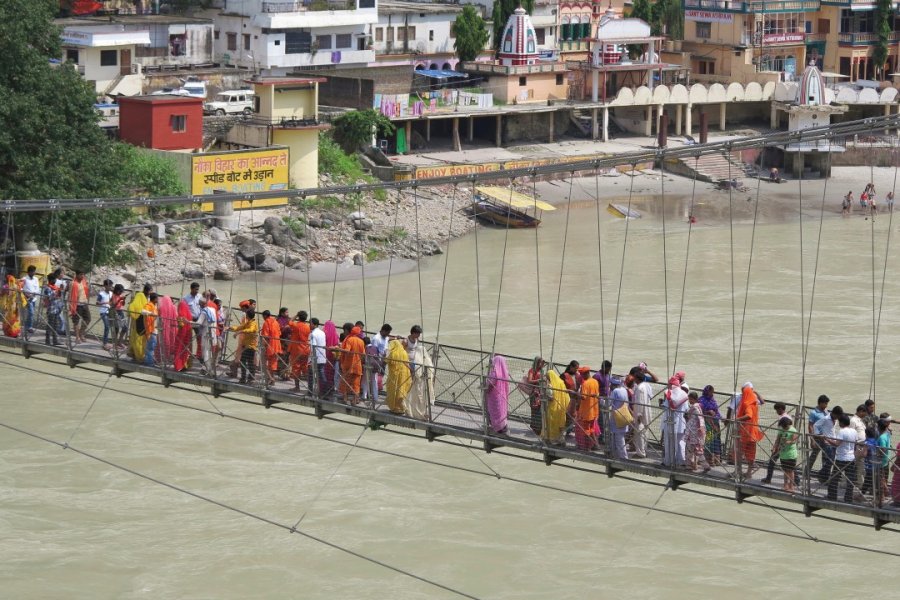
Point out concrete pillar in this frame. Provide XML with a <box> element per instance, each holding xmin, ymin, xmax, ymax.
<box><xmin>468</xmin><ymin>116</ymin><xmax>474</xmax><ymax>142</ymax></box>
<box><xmin>771</xmin><ymin>103</ymin><xmax>778</xmax><ymax>129</ymax></box>
<box><xmin>549</xmin><ymin>111</ymin><xmax>555</xmax><ymax>143</ymax></box>
<box><xmin>213</xmin><ymin>197</ymin><xmax>238</xmax><ymax>231</ymax></box>
<box><xmin>426</xmin><ymin>118</ymin><xmax>431</xmax><ymax>142</ymax></box>
<box><xmin>675</xmin><ymin>104</ymin><xmax>683</xmax><ymax>136</ymax></box>
<box><xmin>592</xmin><ymin>70</ymin><xmax>600</xmax><ymax>103</ymax></box>
<box><xmin>886</xmin><ymin>104</ymin><xmax>892</xmax><ymax>135</ymax></box>
<box><xmin>452</xmin><ymin>117</ymin><xmax>461</xmax><ymax>151</ymax></box>
<box><xmin>495</xmin><ymin>114</ymin><xmax>502</xmax><ymax>147</ymax></box>
<box><xmin>602</xmin><ymin>106</ymin><xmax>609</xmax><ymax>142</ymax></box>
<box><xmin>685</xmin><ymin>103</ymin><xmax>692</xmax><ymax>137</ymax></box>
<box><xmin>591</xmin><ymin>108</ymin><xmax>599</xmax><ymax>140</ymax></box>
<box><xmin>645</xmin><ymin>105</ymin><xmax>653</xmax><ymax>136</ymax></box>
<box><xmin>719</xmin><ymin>102</ymin><xmax>727</xmax><ymax>131</ymax></box>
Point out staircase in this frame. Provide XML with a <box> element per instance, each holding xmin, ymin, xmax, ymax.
<box><xmin>677</xmin><ymin>152</ymin><xmax>744</xmax><ymax>183</ymax></box>
<box><xmin>569</xmin><ymin>108</ymin><xmax>592</xmax><ymax>137</ymax></box>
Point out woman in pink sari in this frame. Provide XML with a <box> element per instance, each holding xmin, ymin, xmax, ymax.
<box><xmin>485</xmin><ymin>355</ymin><xmax>510</xmax><ymax>434</ymax></box>
<box><xmin>173</xmin><ymin>299</ymin><xmax>194</xmax><ymax>372</ymax></box>
<box><xmin>156</xmin><ymin>295</ymin><xmax>178</xmax><ymax>367</ymax></box>
<box><xmin>322</xmin><ymin>320</ymin><xmax>340</xmax><ymax>395</ymax></box>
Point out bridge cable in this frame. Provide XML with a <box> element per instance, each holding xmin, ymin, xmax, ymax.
<box><xmin>489</xmin><ymin>179</ymin><xmax>516</xmax><ymax>354</ymax></box>
<box><xmin>471</xmin><ymin>184</ymin><xmax>486</xmax><ymax>360</ymax></box>
<box><xmin>433</xmin><ymin>183</ymin><xmax>458</xmax><ymax>348</ymax></box>
<box><xmin>548</xmin><ymin>172</ymin><xmax>575</xmax><ymax>366</ymax></box>
<box><xmin>412</xmin><ymin>184</ymin><xmax>425</xmax><ymax>330</ymax></box>
<box><xmin>303</xmin><ymin>198</ymin><xmax>314</xmax><ymax>319</ymax></box>
<box><xmin>660</xmin><ymin>152</ymin><xmax>671</xmax><ymax>376</ymax></box>
<box><xmin>672</xmin><ymin>155</ymin><xmax>700</xmax><ymax>370</ymax></box>
<box><xmin>734</xmin><ymin>145</ymin><xmax>762</xmax><ymax>385</ymax></box>
<box><xmin>593</xmin><ymin>166</ymin><xmax>605</xmax><ymax>359</ymax></box>
<box><xmin>728</xmin><ymin>152</ymin><xmax>738</xmax><ymax>391</ymax></box>
<box><xmin>0</xmin><ymin>420</ymin><xmax>481</xmax><ymax>600</ymax></box>
<box><xmin>869</xmin><ymin>137</ymin><xmax>899</xmax><ymax>400</ymax></box>
<box><xmin>381</xmin><ymin>188</ymin><xmax>404</xmax><ymax>326</ymax></box>
<box><xmin>328</xmin><ymin>199</ymin><xmax>346</xmax><ymax>320</ymax></box>
<box><xmin>609</xmin><ymin>163</ymin><xmax>638</xmax><ymax>366</ymax></box>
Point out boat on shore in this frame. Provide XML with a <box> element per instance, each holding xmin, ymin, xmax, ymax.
<box><xmin>607</xmin><ymin>203</ymin><xmax>642</xmax><ymax>219</ymax></box>
<box><xmin>467</xmin><ymin>186</ymin><xmax>555</xmax><ymax>228</ymax></box>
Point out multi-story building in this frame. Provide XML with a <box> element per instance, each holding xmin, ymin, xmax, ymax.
<box><xmin>212</xmin><ymin>0</ymin><xmax>377</xmax><ymax>74</ymax></box>
<box><xmin>369</xmin><ymin>0</ymin><xmax>487</xmax><ymax>71</ymax></box>
<box><xmin>681</xmin><ymin>0</ymin><xmax>900</xmax><ymax>83</ymax></box>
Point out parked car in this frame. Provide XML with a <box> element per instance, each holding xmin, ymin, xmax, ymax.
<box><xmin>204</xmin><ymin>90</ymin><xmax>255</xmax><ymax>116</ymax></box>
<box><xmin>150</xmin><ymin>78</ymin><xmax>207</xmax><ymax>99</ymax></box>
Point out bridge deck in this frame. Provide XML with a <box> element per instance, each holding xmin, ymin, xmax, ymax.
<box><xmin>2</xmin><ymin>320</ymin><xmax>898</xmax><ymax>531</ymax></box>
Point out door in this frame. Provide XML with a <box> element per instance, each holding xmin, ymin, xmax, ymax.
<box><xmin>120</xmin><ymin>48</ymin><xmax>131</xmax><ymax>76</ymax></box>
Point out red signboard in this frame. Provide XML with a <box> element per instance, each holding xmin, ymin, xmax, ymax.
<box><xmin>763</xmin><ymin>32</ymin><xmax>805</xmax><ymax>44</ymax></box>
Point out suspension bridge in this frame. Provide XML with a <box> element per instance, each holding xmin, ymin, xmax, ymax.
<box><xmin>3</xmin><ymin>115</ymin><xmax>900</xmax><ymax>533</ymax></box>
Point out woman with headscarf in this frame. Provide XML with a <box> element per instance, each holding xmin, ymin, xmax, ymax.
<box><xmin>543</xmin><ymin>371</ymin><xmax>568</xmax><ymax>445</ymax></box>
<box><xmin>322</xmin><ymin>320</ymin><xmax>340</xmax><ymax>396</ymax></box>
<box><xmin>338</xmin><ymin>325</ymin><xmax>365</xmax><ymax>404</ymax></box>
<box><xmin>484</xmin><ymin>355</ymin><xmax>510</xmax><ymax>435</ymax></box>
<box><xmin>406</xmin><ymin>342</ymin><xmax>434</xmax><ymax>420</ymax></box>
<box><xmin>526</xmin><ymin>357</ymin><xmax>545</xmax><ymax>435</ymax></box>
<box><xmin>575</xmin><ymin>367</ymin><xmax>600</xmax><ymax>452</ymax></box>
<box><xmin>156</xmin><ymin>295</ymin><xmax>178</xmax><ymax>367</ymax></box>
<box><xmin>127</xmin><ymin>285</ymin><xmax>149</xmax><ymax>362</ymax></box>
<box><xmin>699</xmin><ymin>384</ymin><xmax>723</xmax><ymax>465</ymax></box>
<box><xmin>385</xmin><ymin>339</ymin><xmax>412</xmax><ymax>414</ymax></box>
<box><xmin>1</xmin><ymin>274</ymin><xmax>23</xmax><ymax>338</ymax></box>
<box><xmin>173</xmin><ymin>297</ymin><xmax>194</xmax><ymax>372</ymax></box>
<box><xmin>736</xmin><ymin>381</ymin><xmax>765</xmax><ymax>478</ymax></box>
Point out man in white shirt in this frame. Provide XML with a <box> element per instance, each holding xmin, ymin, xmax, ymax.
<box><xmin>814</xmin><ymin>405</ymin><xmax>842</xmax><ymax>483</ymax></box>
<box><xmin>850</xmin><ymin>404</ymin><xmax>868</xmax><ymax>493</ymax></box>
<box><xmin>188</xmin><ymin>297</ymin><xmax>216</xmax><ymax>375</ymax></box>
<box><xmin>182</xmin><ymin>282</ymin><xmax>202</xmax><ymax>358</ymax></box>
<box><xmin>630</xmin><ymin>366</ymin><xmax>653</xmax><ymax>459</ymax></box>
<box><xmin>825</xmin><ymin>414</ymin><xmax>858</xmax><ymax>503</ymax></box>
<box><xmin>663</xmin><ymin>376</ymin><xmax>688</xmax><ymax>468</ymax></box>
<box><xmin>19</xmin><ymin>265</ymin><xmax>40</xmax><ymax>334</ymax></box>
<box><xmin>307</xmin><ymin>317</ymin><xmax>327</xmax><ymax>395</ymax></box>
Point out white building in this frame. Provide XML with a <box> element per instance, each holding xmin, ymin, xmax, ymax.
<box><xmin>370</xmin><ymin>1</ymin><xmax>490</xmax><ymax>71</ymax></box>
<box><xmin>212</xmin><ymin>0</ymin><xmax>378</xmax><ymax>74</ymax></box>
<box><xmin>59</xmin><ymin>25</ymin><xmax>150</xmax><ymax>96</ymax></box>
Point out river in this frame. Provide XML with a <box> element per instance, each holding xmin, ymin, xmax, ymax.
<box><xmin>3</xmin><ymin>171</ymin><xmax>900</xmax><ymax>598</ymax></box>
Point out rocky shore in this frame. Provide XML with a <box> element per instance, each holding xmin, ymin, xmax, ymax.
<box><xmin>93</xmin><ymin>181</ymin><xmax>475</xmax><ymax>287</ymax></box>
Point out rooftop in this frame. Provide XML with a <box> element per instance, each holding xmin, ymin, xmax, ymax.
<box><xmin>119</xmin><ymin>94</ymin><xmax>204</xmax><ymax>103</ymax></box>
<box><xmin>247</xmin><ymin>77</ymin><xmax>328</xmax><ymax>86</ymax></box>
<box><xmin>54</xmin><ymin>14</ymin><xmax>212</xmax><ymax>27</ymax></box>
<box><xmin>378</xmin><ymin>0</ymin><xmax>465</xmax><ymax>14</ymax></box>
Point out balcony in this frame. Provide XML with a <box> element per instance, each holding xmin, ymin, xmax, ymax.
<box><xmin>558</xmin><ymin>40</ymin><xmax>590</xmax><ymax>52</ymax></box>
<box><xmin>254</xmin><ymin>0</ymin><xmax>377</xmax><ymax>28</ymax></box>
<box><xmin>683</xmin><ymin>0</ymin><xmax>820</xmax><ymax>11</ymax></box>
<box><xmin>262</xmin><ymin>0</ymin><xmax>361</xmax><ymax>12</ymax></box>
<box><xmin>839</xmin><ymin>31</ymin><xmax>900</xmax><ymax>44</ymax></box>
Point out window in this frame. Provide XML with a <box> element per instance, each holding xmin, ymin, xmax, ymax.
<box><xmin>695</xmin><ymin>22</ymin><xmax>711</xmax><ymax>39</ymax></box>
<box><xmin>359</xmin><ymin>0</ymin><xmax>375</xmax><ymax>7</ymax></box>
<box><xmin>698</xmin><ymin>59</ymin><xmax>715</xmax><ymax>75</ymax></box>
<box><xmin>316</xmin><ymin>35</ymin><xmax>332</xmax><ymax>50</ymax></box>
<box><xmin>274</xmin><ymin>39</ymin><xmax>281</xmax><ymax>46</ymax></box>
<box><xmin>226</xmin><ymin>32</ymin><xmax>237</xmax><ymax>51</ymax></box>
<box><xmin>519</xmin><ymin>76</ymin><xmax>527</xmax><ymax>86</ymax></box>
<box><xmin>429</xmin><ymin>29</ymin><xmax>434</xmax><ymax>41</ymax></box>
<box><xmin>243</xmin><ymin>34</ymin><xmax>251</xmax><ymax>50</ymax></box>
<box><xmin>170</xmin><ymin>34</ymin><xmax>186</xmax><ymax>56</ymax></box>
<box><xmin>817</xmin><ymin>19</ymin><xmax>830</xmax><ymax>34</ymax></box>
<box><xmin>335</xmin><ymin>33</ymin><xmax>352</xmax><ymax>48</ymax></box>
<box><xmin>100</xmin><ymin>50</ymin><xmax>117</xmax><ymax>66</ymax></box>
<box><xmin>450</xmin><ymin>22</ymin><xmax>456</xmax><ymax>38</ymax></box>
<box><xmin>214</xmin><ymin>30</ymin><xmax>219</xmax><ymax>40</ymax></box>
<box><xmin>398</xmin><ymin>26</ymin><xmax>416</xmax><ymax>42</ymax></box>
<box><xmin>536</xmin><ymin>27</ymin><xmax>545</xmax><ymax>45</ymax></box>
<box><xmin>375</xmin><ymin>27</ymin><xmax>383</xmax><ymax>42</ymax></box>
<box><xmin>66</xmin><ymin>49</ymin><xmax>79</xmax><ymax>63</ymax></box>
<box><xmin>170</xmin><ymin>115</ymin><xmax>186</xmax><ymax>133</ymax></box>
<box><xmin>386</xmin><ymin>26</ymin><xmax>394</xmax><ymax>42</ymax></box>
<box><xmin>285</xmin><ymin>30</ymin><xmax>311</xmax><ymax>54</ymax></box>
<box><xmin>555</xmin><ymin>73</ymin><xmax>564</xmax><ymax>85</ymax></box>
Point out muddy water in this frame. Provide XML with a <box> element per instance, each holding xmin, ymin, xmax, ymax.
<box><xmin>3</xmin><ymin>174</ymin><xmax>900</xmax><ymax>598</ymax></box>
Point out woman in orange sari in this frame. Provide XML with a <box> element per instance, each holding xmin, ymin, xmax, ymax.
<box><xmin>173</xmin><ymin>298</ymin><xmax>194</xmax><ymax>372</ymax></box>
<box><xmin>736</xmin><ymin>381</ymin><xmax>765</xmax><ymax>477</ymax></box>
<box><xmin>338</xmin><ymin>326</ymin><xmax>365</xmax><ymax>405</ymax></box>
<box><xmin>289</xmin><ymin>310</ymin><xmax>311</xmax><ymax>391</ymax></box>
<box><xmin>1</xmin><ymin>274</ymin><xmax>23</xmax><ymax>338</ymax></box>
<box><xmin>260</xmin><ymin>310</ymin><xmax>282</xmax><ymax>386</ymax></box>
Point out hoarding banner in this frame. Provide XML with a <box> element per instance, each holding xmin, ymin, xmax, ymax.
<box><xmin>193</xmin><ymin>148</ymin><xmax>290</xmax><ymax>210</ymax></box>
<box><xmin>685</xmin><ymin>10</ymin><xmax>733</xmax><ymax>23</ymax></box>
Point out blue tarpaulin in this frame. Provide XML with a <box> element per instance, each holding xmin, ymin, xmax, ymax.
<box><xmin>415</xmin><ymin>69</ymin><xmax>467</xmax><ymax>79</ymax></box>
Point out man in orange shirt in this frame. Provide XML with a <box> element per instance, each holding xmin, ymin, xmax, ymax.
<box><xmin>338</xmin><ymin>325</ymin><xmax>365</xmax><ymax>405</ymax></box>
<box><xmin>576</xmin><ymin>366</ymin><xmax>600</xmax><ymax>451</ymax></box>
<box><xmin>288</xmin><ymin>310</ymin><xmax>311</xmax><ymax>390</ymax></box>
<box><xmin>260</xmin><ymin>310</ymin><xmax>282</xmax><ymax>387</ymax></box>
<box><xmin>69</xmin><ymin>270</ymin><xmax>91</xmax><ymax>344</ymax></box>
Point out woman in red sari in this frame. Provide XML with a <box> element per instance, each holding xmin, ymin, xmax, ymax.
<box><xmin>173</xmin><ymin>298</ymin><xmax>194</xmax><ymax>371</ymax></box>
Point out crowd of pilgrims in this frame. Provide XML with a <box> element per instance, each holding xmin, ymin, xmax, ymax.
<box><xmin>2</xmin><ymin>267</ymin><xmax>900</xmax><ymax>507</ymax></box>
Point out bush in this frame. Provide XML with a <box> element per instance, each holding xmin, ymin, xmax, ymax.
<box><xmin>318</xmin><ymin>132</ymin><xmax>365</xmax><ymax>181</ymax></box>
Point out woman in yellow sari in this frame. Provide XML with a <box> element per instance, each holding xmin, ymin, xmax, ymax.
<box><xmin>1</xmin><ymin>274</ymin><xmax>24</xmax><ymax>338</ymax></box>
<box><xmin>543</xmin><ymin>371</ymin><xmax>569</xmax><ymax>446</ymax></box>
<box><xmin>385</xmin><ymin>339</ymin><xmax>412</xmax><ymax>414</ymax></box>
<box><xmin>127</xmin><ymin>284</ymin><xmax>150</xmax><ymax>361</ymax></box>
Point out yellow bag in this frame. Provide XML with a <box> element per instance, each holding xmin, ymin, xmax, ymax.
<box><xmin>613</xmin><ymin>403</ymin><xmax>634</xmax><ymax>428</ymax></box>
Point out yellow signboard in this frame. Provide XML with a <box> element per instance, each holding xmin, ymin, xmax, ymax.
<box><xmin>413</xmin><ymin>153</ymin><xmax>610</xmax><ymax>181</ymax></box>
<box><xmin>193</xmin><ymin>148</ymin><xmax>290</xmax><ymax>210</ymax></box>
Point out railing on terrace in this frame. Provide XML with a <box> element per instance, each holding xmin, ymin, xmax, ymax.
<box><xmin>839</xmin><ymin>31</ymin><xmax>900</xmax><ymax>44</ymax></box>
<box><xmin>241</xmin><ymin>114</ymin><xmax>331</xmax><ymax>128</ymax></box>
<box><xmin>261</xmin><ymin>0</ymin><xmax>364</xmax><ymax>12</ymax></box>
<box><xmin>466</xmin><ymin>62</ymin><xmax>568</xmax><ymax>75</ymax></box>
<box><xmin>684</xmin><ymin>0</ymin><xmax>820</xmax><ymax>10</ymax></box>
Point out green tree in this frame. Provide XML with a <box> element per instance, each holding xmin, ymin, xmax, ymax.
<box><xmin>330</xmin><ymin>109</ymin><xmax>395</xmax><ymax>154</ymax></box>
<box><xmin>453</xmin><ymin>5</ymin><xmax>490</xmax><ymax>63</ymax></box>
<box><xmin>491</xmin><ymin>0</ymin><xmax>535</xmax><ymax>50</ymax></box>
<box><xmin>874</xmin><ymin>0</ymin><xmax>892</xmax><ymax>79</ymax></box>
<box><xmin>628</xmin><ymin>0</ymin><xmax>682</xmax><ymax>40</ymax></box>
<box><xmin>0</xmin><ymin>0</ymin><xmax>184</xmax><ymax>268</ymax></box>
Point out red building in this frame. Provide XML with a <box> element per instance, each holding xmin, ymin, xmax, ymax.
<box><xmin>118</xmin><ymin>95</ymin><xmax>203</xmax><ymax>151</ymax></box>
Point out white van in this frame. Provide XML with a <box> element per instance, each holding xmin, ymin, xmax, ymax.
<box><xmin>204</xmin><ymin>90</ymin><xmax>255</xmax><ymax>116</ymax></box>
